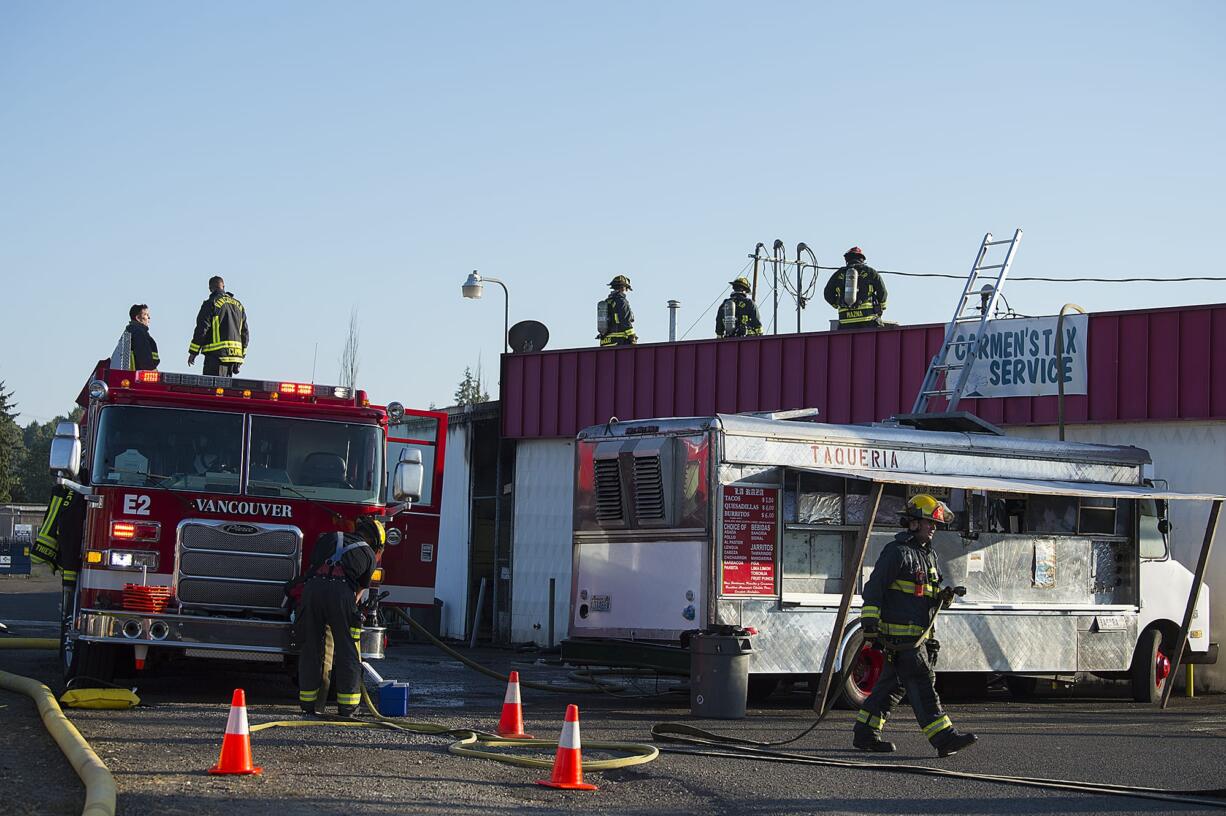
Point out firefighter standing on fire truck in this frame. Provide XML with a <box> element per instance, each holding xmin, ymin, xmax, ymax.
<box><xmin>297</xmin><ymin>516</ymin><xmax>385</xmax><ymax>716</ymax></box>
<box><xmin>853</xmin><ymin>494</ymin><xmax>978</xmax><ymax>757</ymax></box>
<box><xmin>188</xmin><ymin>276</ymin><xmax>249</xmax><ymax>376</ymax></box>
<box><xmin>823</xmin><ymin>246</ymin><xmax>887</xmax><ymax>328</ymax></box>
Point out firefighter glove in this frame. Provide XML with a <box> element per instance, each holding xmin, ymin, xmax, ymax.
<box><xmin>939</xmin><ymin>585</ymin><xmax>967</xmax><ymax>609</ymax></box>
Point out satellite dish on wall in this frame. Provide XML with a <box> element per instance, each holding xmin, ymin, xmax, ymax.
<box><xmin>509</xmin><ymin>320</ymin><xmax>550</xmax><ymax>353</ymax></box>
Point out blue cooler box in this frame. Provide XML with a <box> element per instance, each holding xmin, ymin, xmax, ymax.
<box><xmin>378</xmin><ymin>681</ymin><xmax>409</xmax><ymax>716</ymax></box>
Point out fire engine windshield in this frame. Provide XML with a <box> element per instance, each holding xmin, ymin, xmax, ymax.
<box><xmin>247</xmin><ymin>415</ymin><xmax>383</xmax><ymax>504</ymax></box>
<box><xmin>93</xmin><ymin>406</ymin><xmax>244</xmax><ymax>493</ymax></box>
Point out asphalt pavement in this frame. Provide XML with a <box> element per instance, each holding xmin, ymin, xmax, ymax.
<box><xmin>3</xmin><ymin>572</ymin><xmax>1226</xmax><ymax>816</ymax></box>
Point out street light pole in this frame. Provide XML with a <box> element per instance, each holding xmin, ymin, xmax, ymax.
<box><xmin>462</xmin><ymin>270</ymin><xmax>511</xmax><ymax>353</ymax></box>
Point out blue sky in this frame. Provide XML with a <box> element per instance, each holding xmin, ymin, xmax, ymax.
<box><xmin>2</xmin><ymin>2</ymin><xmax>1223</xmax><ymax>424</ymax></box>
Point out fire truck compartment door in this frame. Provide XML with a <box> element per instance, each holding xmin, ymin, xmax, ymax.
<box><xmin>791</xmin><ymin>467</ymin><xmax>1225</xmax><ymax>502</ymax></box>
<box><xmin>572</xmin><ymin>539</ymin><xmax>705</xmax><ymax>635</ymax></box>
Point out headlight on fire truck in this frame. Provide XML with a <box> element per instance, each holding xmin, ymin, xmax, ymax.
<box><xmin>107</xmin><ymin>549</ymin><xmax>160</xmax><ymax>570</ymax></box>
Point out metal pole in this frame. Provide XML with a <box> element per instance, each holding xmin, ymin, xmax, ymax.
<box><xmin>1161</xmin><ymin>498</ymin><xmax>1222</xmax><ymax>709</ymax></box>
<box><xmin>469</xmin><ymin>576</ymin><xmax>487</xmax><ymax>649</ymax></box>
<box><xmin>548</xmin><ymin>577</ymin><xmax>556</xmax><ymax>649</ymax></box>
<box><xmin>667</xmin><ymin>300</ymin><xmax>680</xmax><ymax>342</ymax></box>
<box><xmin>812</xmin><ymin>482</ymin><xmax>883</xmax><ymax>716</ymax></box>
<box><xmin>1055</xmin><ymin>303</ymin><xmax>1085</xmax><ymax>441</ymax></box>
<box><xmin>796</xmin><ymin>264</ymin><xmax>802</xmax><ymax>334</ymax></box>
<box><xmin>772</xmin><ymin>240</ymin><xmax>784</xmax><ymax>335</ymax></box>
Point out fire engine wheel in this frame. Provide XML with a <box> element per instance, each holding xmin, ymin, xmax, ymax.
<box><xmin>833</xmin><ymin>630</ymin><xmax>882</xmax><ymax>710</ymax></box>
<box><xmin>1130</xmin><ymin>626</ymin><xmax>1170</xmax><ymax>704</ymax></box>
<box><xmin>65</xmin><ymin>640</ymin><xmax>118</xmax><ymax>687</ymax></box>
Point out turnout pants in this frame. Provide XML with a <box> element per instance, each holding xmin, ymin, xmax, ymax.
<box><xmin>298</xmin><ymin>578</ymin><xmax>363</xmax><ymax>712</ymax></box>
<box><xmin>203</xmin><ymin>356</ymin><xmax>240</xmax><ymax>376</ymax></box>
<box><xmin>853</xmin><ymin>640</ymin><xmax>955</xmax><ymax>748</ymax></box>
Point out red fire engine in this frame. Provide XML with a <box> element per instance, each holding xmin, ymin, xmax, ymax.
<box><xmin>49</xmin><ymin>362</ymin><xmax>446</xmax><ymax>684</ymax></box>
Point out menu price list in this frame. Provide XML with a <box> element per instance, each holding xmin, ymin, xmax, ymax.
<box><xmin>721</xmin><ymin>485</ymin><xmax>777</xmax><ymax>595</ymax></box>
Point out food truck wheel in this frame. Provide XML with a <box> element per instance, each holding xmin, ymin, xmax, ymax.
<box><xmin>833</xmin><ymin>631</ymin><xmax>882</xmax><ymax>710</ymax></box>
<box><xmin>1130</xmin><ymin>626</ymin><xmax>1170</xmax><ymax>704</ymax></box>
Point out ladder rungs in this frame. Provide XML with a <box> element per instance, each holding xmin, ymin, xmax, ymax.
<box><xmin>930</xmin><ymin>363</ymin><xmax>964</xmax><ymax>372</ymax></box>
<box><xmin>975</xmin><ymin>263</ymin><xmax>1007</xmax><ymax>270</ymax></box>
<box><xmin>922</xmin><ymin>389</ymin><xmax>956</xmax><ymax>397</ymax></box>
<box><xmin>983</xmin><ymin>239</ymin><xmax>1015</xmax><ymax>247</ymax></box>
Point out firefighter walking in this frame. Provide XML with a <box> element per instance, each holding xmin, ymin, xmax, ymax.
<box><xmin>189</xmin><ymin>276</ymin><xmax>249</xmax><ymax>375</ymax></box>
<box><xmin>297</xmin><ymin>516</ymin><xmax>385</xmax><ymax>717</ymax></box>
<box><xmin>854</xmin><ymin>494</ymin><xmax>977</xmax><ymax>757</ymax></box>
<box><xmin>824</xmin><ymin>246</ymin><xmax>887</xmax><ymax>329</ymax></box>
<box><xmin>597</xmin><ymin>275</ymin><xmax>637</xmax><ymax>346</ymax></box>
<box><xmin>715</xmin><ymin>277</ymin><xmax>763</xmax><ymax>338</ymax></box>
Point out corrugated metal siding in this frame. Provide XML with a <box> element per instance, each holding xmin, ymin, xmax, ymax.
<box><xmin>502</xmin><ymin>304</ymin><xmax>1226</xmax><ymax>439</ymax></box>
<box><xmin>435</xmin><ymin>423</ymin><xmax>472</xmax><ymax>638</ymax></box>
<box><xmin>509</xmin><ymin>438</ymin><xmax>575</xmax><ymax>645</ymax></box>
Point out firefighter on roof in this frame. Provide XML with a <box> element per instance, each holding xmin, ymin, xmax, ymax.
<box><xmin>297</xmin><ymin>516</ymin><xmax>385</xmax><ymax>717</ymax></box>
<box><xmin>597</xmin><ymin>275</ymin><xmax>637</xmax><ymax>347</ymax></box>
<box><xmin>854</xmin><ymin>493</ymin><xmax>978</xmax><ymax>757</ymax></box>
<box><xmin>824</xmin><ymin>246</ymin><xmax>887</xmax><ymax>329</ymax></box>
<box><xmin>715</xmin><ymin>277</ymin><xmax>763</xmax><ymax>338</ymax></box>
<box><xmin>188</xmin><ymin>276</ymin><xmax>249</xmax><ymax>376</ymax></box>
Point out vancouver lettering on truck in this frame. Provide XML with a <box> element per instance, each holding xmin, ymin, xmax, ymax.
<box><xmin>46</xmin><ymin>361</ymin><xmax>446</xmax><ymax>685</ymax></box>
<box><xmin>566</xmin><ymin>413</ymin><xmax>1220</xmax><ymax>706</ymax></box>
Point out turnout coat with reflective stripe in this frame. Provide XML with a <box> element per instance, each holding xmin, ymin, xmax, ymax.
<box><xmin>860</xmin><ymin>530</ymin><xmax>942</xmax><ymax>639</ymax></box>
<box><xmin>189</xmin><ymin>290</ymin><xmax>249</xmax><ymax>363</ymax></box>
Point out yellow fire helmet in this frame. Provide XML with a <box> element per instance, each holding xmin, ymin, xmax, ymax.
<box><xmin>729</xmin><ymin>276</ymin><xmax>752</xmax><ymax>292</ymax></box>
<box><xmin>903</xmin><ymin>494</ymin><xmax>954</xmax><ymax>525</ymax></box>
<box><xmin>356</xmin><ymin>516</ymin><xmax>387</xmax><ymax>548</ymax></box>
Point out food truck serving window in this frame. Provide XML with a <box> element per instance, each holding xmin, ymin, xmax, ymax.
<box><xmin>93</xmin><ymin>406</ymin><xmax>244</xmax><ymax>493</ymax></box>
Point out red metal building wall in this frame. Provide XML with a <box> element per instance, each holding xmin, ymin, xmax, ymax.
<box><xmin>501</xmin><ymin>303</ymin><xmax>1226</xmax><ymax>439</ymax></box>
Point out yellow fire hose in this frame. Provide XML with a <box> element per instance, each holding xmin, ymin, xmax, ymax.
<box><xmin>0</xmin><ymin>638</ymin><xmax>61</xmax><ymax>650</ymax></box>
<box><xmin>0</xmin><ymin>667</ymin><xmax>116</xmax><ymax>816</ymax></box>
<box><xmin>250</xmin><ymin>632</ymin><xmax>660</xmax><ymax>771</ymax></box>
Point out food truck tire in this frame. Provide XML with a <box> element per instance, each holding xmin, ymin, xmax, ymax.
<box><xmin>832</xmin><ymin>630</ymin><xmax>880</xmax><ymax>710</ymax></box>
<box><xmin>1130</xmin><ymin>626</ymin><xmax>1170</xmax><ymax>704</ymax></box>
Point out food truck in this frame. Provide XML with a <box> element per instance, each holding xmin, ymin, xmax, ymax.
<box><xmin>568</xmin><ymin>413</ymin><xmax>1219</xmax><ymax>703</ymax></box>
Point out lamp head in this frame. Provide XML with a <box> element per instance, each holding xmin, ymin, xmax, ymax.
<box><xmin>462</xmin><ymin>270</ymin><xmax>483</xmax><ymax>299</ymax></box>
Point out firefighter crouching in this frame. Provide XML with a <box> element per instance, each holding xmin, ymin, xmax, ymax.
<box><xmin>296</xmin><ymin>516</ymin><xmax>386</xmax><ymax>717</ymax></box>
<box><xmin>854</xmin><ymin>494</ymin><xmax>977</xmax><ymax>757</ymax></box>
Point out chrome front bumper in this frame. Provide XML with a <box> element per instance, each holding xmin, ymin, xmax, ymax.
<box><xmin>75</xmin><ymin>609</ymin><xmax>387</xmax><ymax>659</ymax></box>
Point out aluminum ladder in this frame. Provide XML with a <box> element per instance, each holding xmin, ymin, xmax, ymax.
<box><xmin>911</xmin><ymin>229</ymin><xmax>1023</xmax><ymax>414</ymax></box>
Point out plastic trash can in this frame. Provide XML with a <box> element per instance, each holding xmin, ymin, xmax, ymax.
<box><xmin>689</xmin><ymin>630</ymin><xmax>754</xmax><ymax>719</ymax></box>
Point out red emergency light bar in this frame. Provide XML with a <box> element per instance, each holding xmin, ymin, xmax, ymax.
<box><xmin>115</xmin><ymin>370</ymin><xmax>364</xmax><ymax>404</ymax></box>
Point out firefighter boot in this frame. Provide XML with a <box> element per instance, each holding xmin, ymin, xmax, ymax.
<box><xmin>852</xmin><ymin>730</ymin><xmax>896</xmax><ymax>753</ymax></box>
<box><xmin>337</xmin><ymin>705</ymin><xmax>358</xmax><ymax>718</ymax></box>
<box><xmin>936</xmin><ymin>730</ymin><xmax>978</xmax><ymax>757</ymax></box>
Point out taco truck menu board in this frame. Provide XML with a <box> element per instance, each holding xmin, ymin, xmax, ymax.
<box><xmin>721</xmin><ymin>485</ymin><xmax>778</xmax><ymax>595</ymax></box>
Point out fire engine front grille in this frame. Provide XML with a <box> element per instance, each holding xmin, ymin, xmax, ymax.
<box><xmin>176</xmin><ymin>521</ymin><xmax>301</xmax><ymax>612</ymax></box>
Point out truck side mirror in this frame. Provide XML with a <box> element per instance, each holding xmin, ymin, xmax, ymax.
<box><xmin>49</xmin><ymin>421</ymin><xmax>81</xmax><ymax>480</ymax></box>
<box><xmin>1158</xmin><ymin>519</ymin><xmax>1171</xmax><ymax>535</ymax></box>
<box><xmin>392</xmin><ymin>449</ymin><xmax>423</xmax><ymax>502</ymax></box>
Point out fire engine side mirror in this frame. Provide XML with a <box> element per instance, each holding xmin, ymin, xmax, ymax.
<box><xmin>392</xmin><ymin>449</ymin><xmax>424</xmax><ymax>503</ymax></box>
<box><xmin>49</xmin><ymin>421</ymin><xmax>81</xmax><ymax>480</ymax></box>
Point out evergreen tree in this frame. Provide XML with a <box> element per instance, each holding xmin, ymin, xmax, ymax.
<box><xmin>453</xmin><ymin>364</ymin><xmax>490</xmax><ymax>406</ymax></box>
<box><xmin>0</xmin><ymin>382</ymin><xmax>22</xmax><ymax>502</ymax></box>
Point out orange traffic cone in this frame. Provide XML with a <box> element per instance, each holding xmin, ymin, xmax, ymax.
<box><xmin>536</xmin><ymin>704</ymin><xmax>597</xmax><ymax>791</ymax></box>
<box><xmin>497</xmin><ymin>671</ymin><xmax>534</xmax><ymax>739</ymax></box>
<box><xmin>208</xmin><ymin>689</ymin><xmax>262</xmax><ymax>775</ymax></box>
